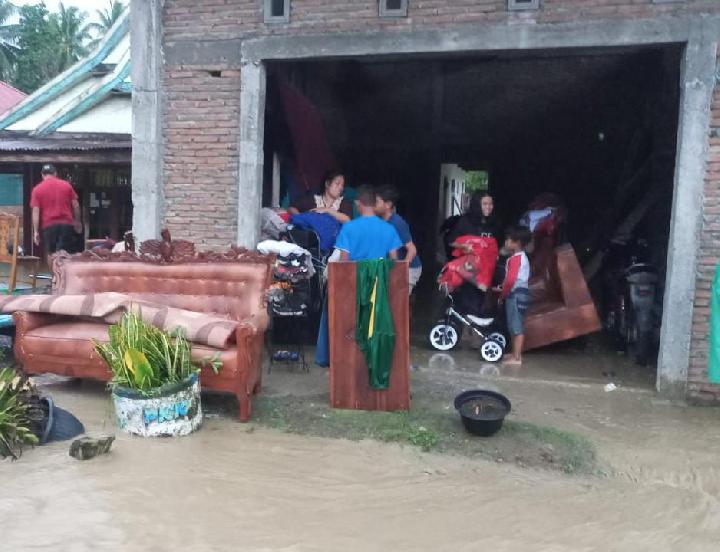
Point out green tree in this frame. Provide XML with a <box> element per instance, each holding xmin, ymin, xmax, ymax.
<box><xmin>12</xmin><ymin>3</ymin><xmax>91</xmax><ymax>94</ymax></box>
<box><xmin>86</xmin><ymin>0</ymin><xmax>125</xmax><ymax>51</ymax></box>
<box><xmin>51</xmin><ymin>2</ymin><xmax>90</xmax><ymax>70</ymax></box>
<box><xmin>0</xmin><ymin>0</ymin><xmax>19</xmax><ymax>82</ymax></box>
<box><xmin>465</xmin><ymin>171</ymin><xmax>489</xmax><ymax>192</ymax></box>
<box><xmin>12</xmin><ymin>4</ymin><xmax>62</xmax><ymax>93</ymax></box>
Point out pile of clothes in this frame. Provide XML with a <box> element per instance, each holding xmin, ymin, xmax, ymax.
<box><xmin>257</xmin><ymin>239</ymin><xmax>315</xmax><ymax>317</ymax></box>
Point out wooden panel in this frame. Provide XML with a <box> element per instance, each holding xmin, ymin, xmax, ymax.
<box><xmin>555</xmin><ymin>244</ymin><xmax>594</xmax><ymax>308</ymax></box>
<box><xmin>524</xmin><ymin>303</ymin><xmax>602</xmax><ymax>351</ymax></box>
<box><xmin>328</xmin><ymin>261</ymin><xmax>410</xmax><ymax>412</ymax></box>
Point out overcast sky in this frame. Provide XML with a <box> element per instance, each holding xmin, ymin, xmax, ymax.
<box><xmin>11</xmin><ymin>1</ymin><xmax>119</xmax><ymax>21</ymax></box>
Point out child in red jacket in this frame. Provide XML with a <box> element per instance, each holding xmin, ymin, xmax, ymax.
<box><xmin>495</xmin><ymin>225</ymin><xmax>532</xmax><ymax>365</ymax></box>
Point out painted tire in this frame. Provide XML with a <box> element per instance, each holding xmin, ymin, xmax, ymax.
<box><xmin>112</xmin><ymin>373</ymin><xmax>202</xmax><ymax>437</ymax></box>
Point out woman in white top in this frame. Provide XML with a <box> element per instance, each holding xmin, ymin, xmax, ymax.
<box><xmin>289</xmin><ymin>171</ymin><xmax>352</xmax><ymax>224</ymax></box>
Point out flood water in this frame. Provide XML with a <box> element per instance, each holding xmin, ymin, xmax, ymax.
<box><xmin>3</xmin><ymin>362</ymin><xmax>720</xmax><ymax>551</ymax></box>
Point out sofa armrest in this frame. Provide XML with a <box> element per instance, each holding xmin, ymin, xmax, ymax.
<box><xmin>233</xmin><ymin>310</ymin><xmax>269</xmax><ymax>422</ymax></box>
<box><xmin>235</xmin><ymin>309</ymin><xmax>270</xmax><ymax>338</ymax></box>
<box><xmin>13</xmin><ymin>312</ymin><xmax>59</xmax><ymax>334</ymax></box>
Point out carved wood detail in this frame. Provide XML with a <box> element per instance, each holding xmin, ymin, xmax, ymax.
<box><xmin>51</xmin><ymin>228</ymin><xmax>274</xmax><ymax>291</ymax></box>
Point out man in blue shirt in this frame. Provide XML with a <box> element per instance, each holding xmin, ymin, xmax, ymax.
<box><xmin>375</xmin><ymin>185</ymin><xmax>422</xmax><ymax>293</ymax></box>
<box><xmin>314</xmin><ymin>185</ymin><xmax>401</xmax><ymax>368</ymax></box>
<box><xmin>334</xmin><ymin>186</ymin><xmax>402</xmax><ymax>261</ymax></box>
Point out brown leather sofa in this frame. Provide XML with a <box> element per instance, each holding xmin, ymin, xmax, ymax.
<box><xmin>13</xmin><ymin>244</ymin><xmax>273</xmax><ymax>421</ymax></box>
<box><xmin>524</xmin><ymin>244</ymin><xmax>602</xmax><ymax>351</ymax></box>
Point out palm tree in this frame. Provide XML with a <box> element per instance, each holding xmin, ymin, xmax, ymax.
<box><xmin>0</xmin><ymin>0</ymin><xmax>19</xmax><ymax>81</ymax></box>
<box><xmin>51</xmin><ymin>2</ymin><xmax>91</xmax><ymax>71</ymax></box>
<box><xmin>86</xmin><ymin>1</ymin><xmax>125</xmax><ymax>51</ymax></box>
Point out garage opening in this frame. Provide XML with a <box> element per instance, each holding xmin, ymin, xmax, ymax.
<box><xmin>261</xmin><ymin>46</ymin><xmax>682</xmax><ymax>386</ymax></box>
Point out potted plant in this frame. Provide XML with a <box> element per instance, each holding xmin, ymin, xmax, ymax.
<box><xmin>0</xmin><ymin>368</ymin><xmax>42</xmax><ymax>459</ymax></box>
<box><xmin>94</xmin><ymin>312</ymin><xmax>219</xmax><ymax>437</ymax></box>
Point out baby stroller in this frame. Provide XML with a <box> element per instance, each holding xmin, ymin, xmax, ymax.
<box><xmin>429</xmin><ymin>235</ymin><xmax>506</xmax><ymax>362</ymax></box>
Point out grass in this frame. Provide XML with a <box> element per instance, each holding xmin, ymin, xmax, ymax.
<box><xmin>251</xmin><ymin>393</ymin><xmax>598</xmax><ymax>475</ymax></box>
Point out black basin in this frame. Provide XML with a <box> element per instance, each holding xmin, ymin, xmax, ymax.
<box><xmin>454</xmin><ymin>390</ymin><xmax>511</xmax><ymax>437</ymax></box>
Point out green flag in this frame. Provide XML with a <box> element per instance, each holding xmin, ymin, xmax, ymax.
<box><xmin>355</xmin><ymin>258</ymin><xmax>395</xmax><ymax>390</ymax></box>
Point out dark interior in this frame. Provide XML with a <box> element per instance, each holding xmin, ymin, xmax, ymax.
<box><xmin>263</xmin><ymin>46</ymin><xmax>682</xmax><ymax>357</ymax></box>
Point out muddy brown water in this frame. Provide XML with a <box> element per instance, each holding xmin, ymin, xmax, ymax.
<box><xmin>3</xmin><ymin>364</ymin><xmax>720</xmax><ymax>551</ymax></box>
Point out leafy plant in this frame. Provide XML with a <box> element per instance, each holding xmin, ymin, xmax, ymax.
<box><xmin>94</xmin><ymin>312</ymin><xmax>221</xmax><ymax>394</ymax></box>
<box><xmin>0</xmin><ymin>368</ymin><xmax>42</xmax><ymax>460</ymax></box>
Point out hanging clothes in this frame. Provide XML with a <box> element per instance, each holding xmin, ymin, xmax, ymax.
<box><xmin>355</xmin><ymin>259</ymin><xmax>395</xmax><ymax>390</ymax></box>
<box><xmin>278</xmin><ymin>82</ymin><xmax>337</xmax><ymax>194</ymax></box>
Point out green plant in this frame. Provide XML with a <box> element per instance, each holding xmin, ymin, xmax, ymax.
<box><xmin>0</xmin><ymin>368</ymin><xmax>41</xmax><ymax>459</ymax></box>
<box><xmin>94</xmin><ymin>312</ymin><xmax>220</xmax><ymax>394</ymax></box>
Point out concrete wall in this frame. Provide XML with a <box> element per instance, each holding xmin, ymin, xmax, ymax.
<box><xmin>147</xmin><ymin>0</ymin><xmax>720</xmax><ymax>398</ymax></box>
<box><xmin>131</xmin><ymin>0</ymin><xmax>164</xmax><ymax>243</ymax></box>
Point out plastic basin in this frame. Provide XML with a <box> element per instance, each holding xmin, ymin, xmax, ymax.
<box><xmin>454</xmin><ymin>390</ymin><xmax>511</xmax><ymax>437</ymax></box>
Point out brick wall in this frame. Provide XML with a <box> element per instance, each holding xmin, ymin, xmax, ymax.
<box><xmin>688</xmin><ymin>51</ymin><xmax>720</xmax><ymax>403</ymax></box>
<box><xmin>161</xmin><ymin>1</ymin><xmax>720</xmax><ymax>395</ymax></box>
<box><xmin>163</xmin><ymin>0</ymin><xmax>719</xmax><ymax>41</ymax></box>
<box><xmin>161</xmin><ymin>0</ymin><xmax>720</xmax><ymax>249</ymax></box>
<box><xmin>163</xmin><ymin>67</ymin><xmax>241</xmax><ymax>248</ymax></box>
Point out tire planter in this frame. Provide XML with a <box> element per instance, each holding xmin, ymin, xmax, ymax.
<box><xmin>112</xmin><ymin>373</ymin><xmax>202</xmax><ymax>437</ymax></box>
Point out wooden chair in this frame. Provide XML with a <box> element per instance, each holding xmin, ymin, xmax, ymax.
<box><xmin>0</xmin><ymin>212</ymin><xmax>39</xmax><ymax>294</ymax></box>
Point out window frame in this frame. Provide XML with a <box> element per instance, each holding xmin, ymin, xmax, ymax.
<box><xmin>264</xmin><ymin>0</ymin><xmax>290</xmax><ymax>24</ymax></box>
<box><xmin>379</xmin><ymin>0</ymin><xmax>408</xmax><ymax>18</ymax></box>
<box><xmin>507</xmin><ymin>0</ymin><xmax>540</xmax><ymax>11</ymax></box>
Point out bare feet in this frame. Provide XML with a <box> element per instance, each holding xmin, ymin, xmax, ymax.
<box><xmin>502</xmin><ymin>355</ymin><xmax>522</xmax><ymax>366</ymax></box>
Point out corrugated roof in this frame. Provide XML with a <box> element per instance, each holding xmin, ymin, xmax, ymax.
<box><xmin>0</xmin><ymin>134</ymin><xmax>130</xmax><ymax>152</ymax></box>
<box><xmin>0</xmin><ymin>82</ymin><xmax>27</xmax><ymax>116</ymax></box>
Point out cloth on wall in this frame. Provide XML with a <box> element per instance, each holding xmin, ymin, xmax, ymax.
<box><xmin>278</xmin><ymin>82</ymin><xmax>337</xmax><ymax>194</ymax></box>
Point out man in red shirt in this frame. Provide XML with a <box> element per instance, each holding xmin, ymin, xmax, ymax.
<box><xmin>30</xmin><ymin>164</ymin><xmax>82</xmax><ymax>262</ymax></box>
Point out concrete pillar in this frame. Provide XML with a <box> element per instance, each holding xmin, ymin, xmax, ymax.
<box><xmin>657</xmin><ymin>23</ymin><xmax>719</xmax><ymax>399</ymax></box>
<box><xmin>130</xmin><ymin>0</ymin><xmax>164</xmax><ymax>243</ymax></box>
<box><xmin>237</xmin><ymin>61</ymin><xmax>266</xmax><ymax>248</ymax></box>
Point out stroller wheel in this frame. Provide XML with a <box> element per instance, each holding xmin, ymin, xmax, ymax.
<box><xmin>479</xmin><ymin>339</ymin><xmax>503</xmax><ymax>363</ymax></box>
<box><xmin>488</xmin><ymin>331</ymin><xmax>507</xmax><ymax>350</ymax></box>
<box><xmin>429</xmin><ymin>323</ymin><xmax>459</xmax><ymax>351</ymax></box>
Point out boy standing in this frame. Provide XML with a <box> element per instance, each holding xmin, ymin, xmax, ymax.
<box><xmin>374</xmin><ymin>185</ymin><xmax>422</xmax><ymax>293</ymax></box>
<box><xmin>315</xmin><ymin>185</ymin><xmax>401</xmax><ymax>367</ymax></box>
<box><xmin>334</xmin><ymin>186</ymin><xmax>402</xmax><ymax>261</ymax></box>
<box><xmin>496</xmin><ymin>225</ymin><xmax>532</xmax><ymax>365</ymax></box>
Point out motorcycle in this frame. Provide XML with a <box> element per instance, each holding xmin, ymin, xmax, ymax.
<box><xmin>603</xmin><ymin>237</ymin><xmax>659</xmax><ymax>365</ymax></box>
